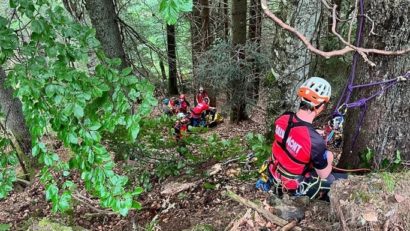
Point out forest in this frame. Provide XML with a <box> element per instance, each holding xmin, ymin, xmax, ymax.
<box><xmin>0</xmin><ymin>0</ymin><xmax>409</xmax><ymax>230</ymax></box>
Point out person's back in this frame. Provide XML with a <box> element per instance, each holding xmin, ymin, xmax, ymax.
<box><xmin>257</xmin><ymin>77</ymin><xmax>346</xmax><ymax>200</ymax></box>
<box><xmin>192</xmin><ymin>102</ymin><xmax>208</xmax><ymax>117</ymax></box>
<box><xmin>271</xmin><ymin>112</ymin><xmax>328</xmax><ymax>190</ymax></box>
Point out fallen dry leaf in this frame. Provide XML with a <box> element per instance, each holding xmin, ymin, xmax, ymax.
<box><xmin>362</xmin><ymin>210</ymin><xmax>378</xmax><ymax>222</ymax></box>
<box><xmin>394</xmin><ymin>194</ymin><xmax>406</xmax><ymax>203</ymax></box>
<box><xmin>208</xmin><ymin>163</ymin><xmax>222</xmax><ymax>176</ymax></box>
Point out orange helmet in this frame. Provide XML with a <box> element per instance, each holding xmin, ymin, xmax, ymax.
<box><xmin>297</xmin><ymin>77</ymin><xmax>331</xmax><ymax>106</ymax></box>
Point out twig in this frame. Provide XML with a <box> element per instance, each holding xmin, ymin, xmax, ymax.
<box><xmin>228</xmin><ymin>209</ymin><xmax>252</xmax><ymax>231</ymax></box>
<box><xmin>16</xmin><ymin>178</ymin><xmax>31</xmax><ymax>186</ymax></box>
<box><xmin>225</xmin><ymin>190</ymin><xmax>302</xmax><ymax>231</ymax></box>
<box><xmin>336</xmin><ymin>205</ymin><xmax>350</xmax><ymax>231</ymax></box>
<box><xmin>383</xmin><ymin>218</ymin><xmax>390</xmax><ymax>231</ymax></box>
<box><xmin>72</xmin><ymin>194</ymin><xmax>117</xmax><ymax>216</ymax></box>
<box><xmin>281</xmin><ymin>220</ymin><xmax>297</xmax><ymax>231</ymax></box>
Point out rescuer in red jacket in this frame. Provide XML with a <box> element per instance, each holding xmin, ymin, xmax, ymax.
<box><xmin>256</xmin><ymin>77</ymin><xmax>346</xmax><ymax>201</ymax></box>
<box><xmin>190</xmin><ymin>98</ymin><xmax>215</xmax><ymax>127</ymax></box>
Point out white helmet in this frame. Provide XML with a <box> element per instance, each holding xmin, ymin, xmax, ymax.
<box><xmin>297</xmin><ymin>77</ymin><xmax>331</xmax><ymax>106</ymax></box>
<box><xmin>177</xmin><ymin>112</ymin><xmax>185</xmax><ymax>119</ymax></box>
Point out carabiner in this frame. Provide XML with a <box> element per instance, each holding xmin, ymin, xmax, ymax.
<box><xmin>337</xmin><ymin>104</ymin><xmax>348</xmax><ymax>115</ymax></box>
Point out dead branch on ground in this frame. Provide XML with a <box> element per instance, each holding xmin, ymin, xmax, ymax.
<box><xmin>225</xmin><ymin>190</ymin><xmax>302</xmax><ymax>231</ymax></box>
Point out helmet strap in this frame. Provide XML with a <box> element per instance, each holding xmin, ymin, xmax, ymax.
<box><xmin>313</xmin><ymin>102</ymin><xmax>325</xmax><ymax>115</ymax></box>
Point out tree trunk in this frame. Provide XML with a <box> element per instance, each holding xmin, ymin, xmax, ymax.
<box><xmin>230</xmin><ymin>0</ymin><xmax>248</xmax><ymax>122</ymax></box>
<box><xmin>191</xmin><ymin>0</ymin><xmax>216</xmax><ymax>105</ymax></box>
<box><xmin>200</xmin><ymin>0</ymin><xmax>212</xmax><ymax>51</ymax></box>
<box><xmin>248</xmin><ymin>0</ymin><xmax>262</xmax><ymax>100</ymax></box>
<box><xmin>0</xmin><ymin>67</ymin><xmax>34</xmax><ymax>178</ymax></box>
<box><xmin>223</xmin><ymin>0</ymin><xmax>229</xmax><ymax>39</ymax></box>
<box><xmin>159</xmin><ymin>60</ymin><xmax>167</xmax><ymax>81</ymax></box>
<box><xmin>266</xmin><ymin>0</ymin><xmax>321</xmax><ymax>127</ymax></box>
<box><xmin>84</xmin><ymin>0</ymin><xmax>129</xmax><ymax>69</ymax></box>
<box><xmin>338</xmin><ymin>0</ymin><xmax>410</xmax><ymax>168</ymax></box>
<box><xmin>166</xmin><ymin>24</ymin><xmax>179</xmax><ymax>95</ymax></box>
<box><xmin>0</xmin><ymin>67</ymin><xmax>31</xmax><ymax>155</ymax></box>
<box><xmin>191</xmin><ymin>0</ymin><xmax>202</xmax><ymax>80</ymax></box>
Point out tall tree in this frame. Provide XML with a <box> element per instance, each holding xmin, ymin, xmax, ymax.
<box><xmin>167</xmin><ymin>24</ymin><xmax>179</xmax><ymax>95</ymax></box>
<box><xmin>191</xmin><ymin>0</ymin><xmax>202</xmax><ymax>80</ymax></box>
<box><xmin>200</xmin><ymin>0</ymin><xmax>211</xmax><ymax>51</ymax></box>
<box><xmin>248</xmin><ymin>0</ymin><xmax>262</xmax><ymax>100</ymax></box>
<box><xmin>230</xmin><ymin>0</ymin><xmax>248</xmax><ymax>122</ymax></box>
<box><xmin>223</xmin><ymin>0</ymin><xmax>229</xmax><ymax>39</ymax></box>
<box><xmin>191</xmin><ymin>0</ymin><xmax>216</xmax><ymax>105</ymax></box>
<box><xmin>338</xmin><ymin>0</ymin><xmax>410</xmax><ymax>167</ymax></box>
<box><xmin>266</xmin><ymin>0</ymin><xmax>322</xmax><ymax>124</ymax></box>
<box><xmin>84</xmin><ymin>0</ymin><xmax>129</xmax><ymax>69</ymax></box>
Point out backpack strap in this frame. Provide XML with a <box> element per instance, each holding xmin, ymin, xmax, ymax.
<box><xmin>277</xmin><ymin>113</ymin><xmax>309</xmax><ymax>165</ymax></box>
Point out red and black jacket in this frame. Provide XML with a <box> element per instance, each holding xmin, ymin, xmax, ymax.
<box><xmin>270</xmin><ymin>112</ymin><xmax>328</xmax><ymax>188</ymax></box>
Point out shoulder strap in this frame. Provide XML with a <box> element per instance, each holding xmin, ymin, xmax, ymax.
<box><xmin>278</xmin><ymin>113</ymin><xmax>309</xmax><ymax>166</ymax></box>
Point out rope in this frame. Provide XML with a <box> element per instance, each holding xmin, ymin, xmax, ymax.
<box><xmin>333</xmin><ymin>0</ymin><xmax>409</xmax><ymax>151</ymax></box>
<box><xmin>332</xmin><ymin>166</ymin><xmax>371</xmax><ymax>173</ymax></box>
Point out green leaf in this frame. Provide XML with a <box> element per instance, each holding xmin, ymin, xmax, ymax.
<box><xmin>130</xmin><ymin>124</ymin><xmax>140</xmax><ymax>140</ymax></box>
<box><xmin>68</xmin><ymin>133</ymin><xmax>78</xmax><ymax>144</ymax></box>
<box><xmin>203</xmin><ymin>182</ymin><xmax>216</xmax><ymax>190</ymax></box>
<box><xmin>121</xmin><ymin>67</ymin><xmax>132</xmax><ymax>76</ymax></box>
<box><xmin>54</xmin><ymin>95</ymin><xmax>63</xmax><ymax>105</ymax></box>
<box><xmin>73</xmin><ymin>104</ymin><xmax>84</xmax><ymax>118</ymax></box>
<box><xmin>132</xmin><ymin>187</ymin><xmax>144</xmax><ymax>196</ymax></box>
<box><xmin>45</xmin><ymin>184</ymin><xmax>59</xmax><ymax>202</ymax></box>
<box><xmin>394</xmin><ymin>150</ymin><xmax>401</xmax><ymax>164</ymax></box>
<box><xmin>119</xmin><ymin>207</ymin><xmax>129</xmax><ymax>216</ymax></box>
<box><xmin>31</xmin><ymin>19</ymin><xmax>45</xmax><ymax>34</ymax></box>
<box><xmin>131</xmin><ymin>200</ymin><xmax>141</xmax><ymax>210</ymax></box>
<box><xmin>88</xmin><ymin>121</ymin><xmax>101</xmax><ymax>131</ymax></box>
<box><xmin>87</xmin><ymin>151</ymin><xmax>94</xmax><ymax>164</ymax></box>
<box><xmin>0</xmin><ymin>223</ymin><xmax>11</xmax><ymax>231</ymax></box>
<box><xmin>58</xmin><ymin>191</ymin><xmax>71</xmax><ymax>211</ymax></box>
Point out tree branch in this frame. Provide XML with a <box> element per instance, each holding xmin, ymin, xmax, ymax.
<box><xmin>261</xmin><ymin>0</ymin><xmax>410</xmax><ymax>66</ymax></box>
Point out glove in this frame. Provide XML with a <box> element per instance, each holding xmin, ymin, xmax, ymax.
<box><xmin>256</xmin><ymin>178</ymin><xmax>271</xmax><ymax>192</ymax></box>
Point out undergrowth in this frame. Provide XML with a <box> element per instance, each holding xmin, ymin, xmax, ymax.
<box><xmin>105</xmin><ymin>115</ymin><xmax>272</xmax><ymax>192</ymax></box>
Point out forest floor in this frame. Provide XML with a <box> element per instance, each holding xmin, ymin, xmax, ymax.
<box><xmin>0</xmin><ymin>113</ymin><xmax>337</xmax><ymax>231</ymax></box>
<box><xmin>0</xmin><ymin>102</ymin><xmax>407</xmax><ymax>231</ymax></box>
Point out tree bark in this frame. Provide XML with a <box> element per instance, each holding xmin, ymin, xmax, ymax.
<box><xmin>0</xmin><ymin>67</ymin><xmax>31</xmax><ymax>155</ymax></box>
<box><xmin>166</xmin><ymin>24</ymin><xmax>179</xmax><ymax>95</ymax></box>
<box><xmin>159</xmin><ymin>60</ymin><xmax>167</xmax><ymax>81</ymax></box>
<box><xmin>230</xmin><ymin>0</ymin><xmax>248</xmax><ymax>122</ymax></box>
<box><xmin>223</xmin><ymin>0</ymin><xmax>229</xmax><ymax>39</ymax></box>
<box><xmin>200</xmin><ymin>0</ymin><xmax>212</xmax><ymax>51</ymax></box>
<box><xmin>85</xmin><ymin>0</ymin><xmax>129</xmax><ymax>69</ymax></box>
<box><xmin>0</xmin><ymin>67</ymin><xmax>34</xmax><ymax>178</ymax></box>
<box><xmin>338</xmin><ymin>0</ymin><xmax>410</xmax><ymax>167</ymax></box>
<box><xmin>266</xmin><ymin>0</ymin><xmax>321</xmax><ymax>128</ymax></box>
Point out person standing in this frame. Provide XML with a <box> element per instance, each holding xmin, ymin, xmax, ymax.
<box><xmin>195</xmin><ymin>86</ymin><xmax>209</xmax><ymax>106</ymax></box>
